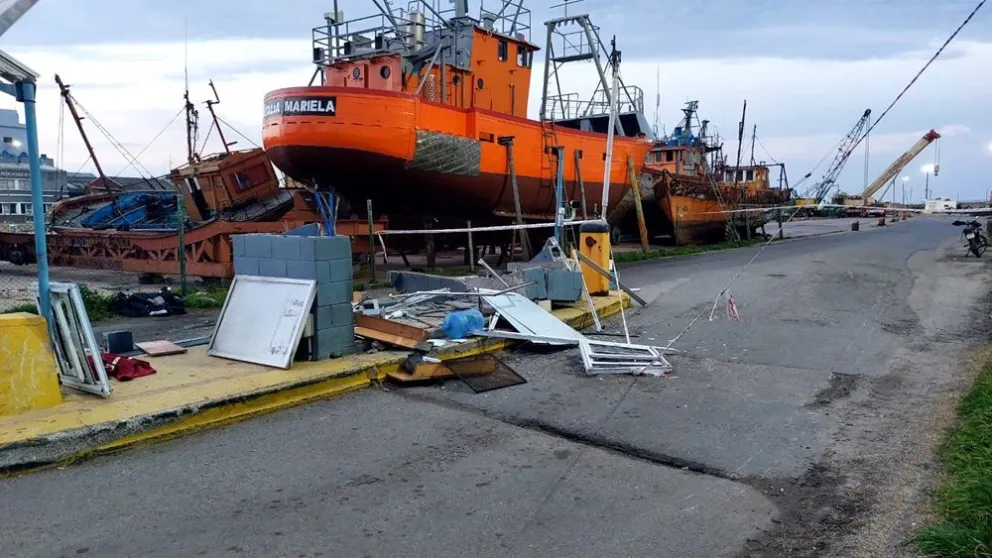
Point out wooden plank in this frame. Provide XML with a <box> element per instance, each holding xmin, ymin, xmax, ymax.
<box><xmin>135</xmin><ymin>340</ymin><xmax>187</xmax><ymax>357</ymax></box>
<box><xmin>355</xmin><ymin>314</ymin><xmax>430</xmax><ymax>343</ymax></box>
<box><xmin>354</xmin><ymin>326</ymin><xmax>429</xmax><ymax>351</ymax></box>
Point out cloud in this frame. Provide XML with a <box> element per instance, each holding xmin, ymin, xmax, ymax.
<box><xmin>0</xmin><ymin>32</ymin><xmax>988</xmax><ymax>201</ymax></box>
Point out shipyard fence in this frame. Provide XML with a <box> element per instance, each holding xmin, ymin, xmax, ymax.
<box><xmin>0</xmin><ymin>258</ymin><xmax>196</xmax><ymax>326</ymax></box>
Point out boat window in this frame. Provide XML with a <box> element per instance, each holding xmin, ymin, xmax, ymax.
<box><xmin>498</xmin><ymin>39</ymin><xmax>508</xmax><ymax>62</ymax></box>
<box><xmin>736</xmin><ymin>170</ymin><xmax>744</xmax><ymax>181</ymax></box>
<box><xmin>477</xmin><ymin>78</ymin><xmax>484</xmax><ymax>89</ymax></box>
<box><xmin>2</xmin><ymin>136</ymin><xmax>10</xmax><ymax>144</ymax></box>
<box><xmin>745</xmin><ymin>170</ymin><xmax>754</xmax><ymax>181</ymax></box>
<box><xmin>516</xmin><ymin>45</ymin><xmax>531</xmax><ymax>67</ymax></box>
<box><xmin>234</xmin><ymin>171</ymin><xmax>254</xmax><ymax>192</ymax></box>
<box><xmin>185</xmin><ymin>176</ymin><xmax>201</xmax><ymax>194</ymax></box>
<box><xmin>665</xmin><ymin>151</ymin><xmax>674</xmax><ymax>162</ymax></box>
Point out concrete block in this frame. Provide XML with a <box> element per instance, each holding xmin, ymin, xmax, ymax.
<box><xmin>317</xmin><ymin>280</ymin><xmax>353</xmax><ymax>306</ymax></box>
<box><xmin>234</xmin><ymin>256</ymin><xmax>261</xmax><ymax>276</ymax></box>
<box><xmin>329</xmin><ymin>259</ymin><xmax>353</xmax><ymax>283</ymax></box>
<box><xmin>315</xmin><ymin>236</ymin><xmax>352</xmax><ymax>262</ymax></box>
<box><xmin>387</xmin><ymin>270</ymin><xmax>467</xmax><ymax>294</ymax></box>
<box><xmin>295</xmin><ymin>236</ymin><xmax>317</xmax><ymax>261</ymax></box>
<box><xmin>316</xmin><ymin>326</ymin><xmax>357</xmax><ymax>359</ymax></box>
<box><xmin>286</xmin><ymin>260</ymin><xmax>318</xmax><ymax>281</ymax></box>
<box><xmin>523</xmin><ymin>266</ymin><xmax>548</xmax><ymax>300</ymax></box>
<box><xmin>233</xmin><ymin>235</ymin><xmax>246</xmax><ymax>258</ymax></box>
<box><xmin>313</xmin><ymin>303</ymin><xmax>354</xmax><ymax>330</ymax></box>
<box><xmin>258</xmin><ymin>258</ymin><xmax>288</xmax><ymax>278</ymax></box>
<box><xmin>546</xmin><ymin>269</ymin><xmax>583</xmax><ymax>302</ymax></box>
<box><xmin>316</xmin><ymin>261</ymin><xmax>333</xmax><ymax>284</ymax></box>
<box><xmin>243</xmin><ymin>234</ymin><xmax>274</xmax><ymax>259</ymax></box>
<box><xmin>271</xmin><ymin>235</ymin><xmax>302</xmax><ymax>261</ymax></box>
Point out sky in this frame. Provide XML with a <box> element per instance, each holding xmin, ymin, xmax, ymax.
<box><xmin>0</xmin><ymin>0</ymin><xmax>989</xmax><ymax>203</ymax></box>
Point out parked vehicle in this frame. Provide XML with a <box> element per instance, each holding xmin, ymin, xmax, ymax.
<box><xmin>953</xmin><ymin>219</ymin><xmax>988</xmax><ymax>257</ymax></box>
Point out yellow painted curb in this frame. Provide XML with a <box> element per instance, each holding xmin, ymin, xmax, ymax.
<box><xmin>96</xmin><ymin>368</ymin><xmax>379</xmax><ymax>455</ymax></box>
<box><xmin>1</xmin><ymin>292</ymin><xmax>631</xmax><ymax>475</ymax></box>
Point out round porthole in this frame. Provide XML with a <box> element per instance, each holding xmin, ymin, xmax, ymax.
<box><xmin>380</xmin><ymin>65</ymin><xmax>390</xmax><ymax>79</ymax></box>
<box><xmin>452</xmin><ymin>75</ymin><xmax>460</xmax><ymax>85</ymax></box>
<box><xmin>477</xmin><ymin>78</ymin><xmax>484</xmax><ymax>89</ymax></box>
<box><xmin>352</xmin><ymin>67</ymin><xmax>362</xmax><ymax>79</ymax></box>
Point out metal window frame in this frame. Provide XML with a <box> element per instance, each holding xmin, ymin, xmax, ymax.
<box><xmin>43</xmin><ymin>281</ymin><xmax>112</xmax><ymax>397</ymax></box>
<box><xmin>207</xmin><ymin>275</ymin><xmax>318</xmax><ymax>369</ymax></box>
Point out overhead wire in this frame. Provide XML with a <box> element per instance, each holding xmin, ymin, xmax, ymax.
<box><xmin>114</xmin><ymin>106</ymin><xmax>184</xmax><ymax>177</ymax></box>
<box><xmin>214</xmin><ymin>114</ymin><xmax>261</xmax><ymax>149</ymax></box>
<box><xmin>664</xmin><ymin>0</ymin><xmax>986</xmax><ymax>350</ymax></box>
<box><xmin>68</xmin><ymin>93</ymin><xmax>155</xmax><ymax>179</ymax></box>
<box><xmin>851</xmin><ymin>0</ymin><xmax>985</xmax><ymax>151</ymax></box>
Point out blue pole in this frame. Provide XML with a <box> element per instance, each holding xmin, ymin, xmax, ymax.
<box><xmin>16</xmin><ymin>80</ymin><xmax>49</xmax><ymax>321</ymax></box>
<box><xmin>554</xmin><ymin>146</ymin><xmax>565</xmax><ymax>245</ymax></box>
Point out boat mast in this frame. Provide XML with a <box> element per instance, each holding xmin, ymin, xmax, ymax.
<box><xmin>183</xmin><ymin>24</ymin><xmax>199</xmax><ymax>164</ymax></box>
<box><xmin>54</xmin><ymin>74</ymin><xmax>110</xmax><ymax>191</ymax></box>
<box><xmin>204</xmin><ymin>80</ymin><xmax>234</xmax><ymax>154</ymax></box>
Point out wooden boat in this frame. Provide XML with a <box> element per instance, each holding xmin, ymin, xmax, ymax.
<box><xmin>262</xmin><ymin>0</ymin><xmax>654</xmax><ymax>226</ymax></box>
<box><xmin>0</xmin><ymin>78</ymin><xmax>385</xmax><ymax>278</ymax></box>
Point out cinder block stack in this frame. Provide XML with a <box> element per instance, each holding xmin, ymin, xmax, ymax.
<box><xmin>233</xmin><ymin>233</ymin><xmax>356</xmax><ymax>360</ymax></box>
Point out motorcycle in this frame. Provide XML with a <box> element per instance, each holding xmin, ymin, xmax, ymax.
<box><xmin>952</xmin><ymin>219</ymin><xmax>988</xmax><ymax>257</ymax></box>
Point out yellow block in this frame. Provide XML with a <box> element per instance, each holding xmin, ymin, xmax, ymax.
<box><xmin>0</xmin><ymin>312</ymin><xmax>62</xmax><ymax>417</ymax></box>
<box><xmin>578</xmin><ymin>222</ymin><xmax>612</xmax><ymax>296</ymax></box>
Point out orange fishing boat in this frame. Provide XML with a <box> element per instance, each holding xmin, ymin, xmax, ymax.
<box><xmin>262</xmin><ymin>0</ymin><xmax>654</xmax><ymax>227</ymax></box>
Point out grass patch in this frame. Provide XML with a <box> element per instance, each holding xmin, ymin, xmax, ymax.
<box><xmin>183</xmin><ymin>282</ymin><xmax>230</xmax><ymax>310</ymax></box>
<box><xmin>78</xmin><ymin>285</ymin><xmax>115</xmax><ymax>322</ymax></box>
<box><xmin>1</xmin><ymin>303</ymin><xmax>38</xmax><ymax>315</ymax></box>
<box><xmin>614</xmin><ymin>237</ymin><xmax>782</xmax><ymax>264</ymax></box>
<box><xmin>913</xmin><ymin>364</ymin><xmax>992</xmax><ymax>557</ymax></box>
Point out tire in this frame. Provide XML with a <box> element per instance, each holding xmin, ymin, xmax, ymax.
<box><xmin>610</xmin><ymin>225</ymin><xmax>623</xmax><ymax>246</ymax></box>
<box><xmin>969</xmin><ymin>237</ymin><xmax>983</xmax><ymax>258</ymax></box>
<box><xmin>979</xmin><ymin>235</ymin><xmax>989</xmax><ymax>256</ymax></box>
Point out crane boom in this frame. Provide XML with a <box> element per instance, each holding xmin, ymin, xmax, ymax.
<box><xmin>802</xmin><ymin>108</ymin><xmax>871</xmax><ymax>204</ymax></box>
<box><xmin>861</xmin><ymin>129</ymin><xmax>941</xmax><ymax>201</ymax></box>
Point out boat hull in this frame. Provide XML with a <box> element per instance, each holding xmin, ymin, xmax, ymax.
<box><xmin>262</xmin><ymin>86</ymin><xmax>654</xmax><ymax>222</ymax></box>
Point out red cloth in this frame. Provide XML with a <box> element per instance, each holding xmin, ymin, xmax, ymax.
<box><xmin>100</xmin><ymin>353</ymin><xmax>157</xmax><ymax>381</ymax></box>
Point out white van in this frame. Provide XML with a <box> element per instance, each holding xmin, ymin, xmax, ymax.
<box><xmin>924</xmin><ymin>199</ymin><xmax>958</xmax><ymax>213</ymax></box>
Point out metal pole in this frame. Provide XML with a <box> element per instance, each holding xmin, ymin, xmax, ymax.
<box><xmin>574</xmin><ymin>149</ymin><xmax>587</xmax><ymax>219</ymax></box>
<box><xmin>600</xmin><ymin>40</ymin><xmax>621</xmax><ymax>220</ymax></box>
<box><xmin>467</xmin><ymin>220</ymin><xmax>475</xmax><ymax>272</ymax></box>
<box><xmin>177</xmin><ymin>193</ymin><xmax>187</xmax><ymax>294</ymax></box>
<box><xmin>17</xmin><ymin>81</ymin><xmax>49</xmax><ymax>320</ymax></box>
<box><xmin>366</xmin><ymin>199</ymin><xmax>376</xmax><ymax>283</ymax></box>
<box><xmin>554</xmin><ymin>146</ymin><xmax>565</xmax><ymax>245</ymax></box>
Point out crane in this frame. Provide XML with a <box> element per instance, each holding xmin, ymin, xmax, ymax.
<box><xmin>795</xmin><ymin>109</ymin><xmax>872</xmax><ymax>212</ymax></box>
<box><xmin>859</xmin><ymin>129</ymin><xmax>941</xmax><ymax>202</ymax></box>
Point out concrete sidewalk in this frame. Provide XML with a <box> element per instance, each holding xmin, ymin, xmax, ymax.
<box><xmin>0</xmin><ymin>293</ymin><xmax>625</xmax><ymax>475</ymax></box>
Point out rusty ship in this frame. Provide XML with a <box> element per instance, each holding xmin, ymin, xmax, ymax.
<box><xmin>641</xmin><ymin>101</ymin><xmax>791</xmax><ymax>243</ymax></box>
<box><xmin>262</xmin><ymin>0</ymin><xmax>655</xmax><ymax>233</ymax></box>
<box><xmin>0</xmin><ymin>77</ymin><xmax>384</xmax><ymax>278</ymax></box>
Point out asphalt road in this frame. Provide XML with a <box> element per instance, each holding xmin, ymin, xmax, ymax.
<box><xmin>1</xmin><ymin>215</ymin><xmax>987</xmax><ymax>558</ymax></box>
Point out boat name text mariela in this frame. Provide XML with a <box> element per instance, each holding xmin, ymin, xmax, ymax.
<box><xmin>264</xmin><ymin>97</ymin><xmax>337</xmax><ymax>119</ymax></box>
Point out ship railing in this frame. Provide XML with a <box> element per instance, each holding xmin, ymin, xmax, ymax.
<box><xmin>478</xmin><ymin>0</ymin><xmax>532</xmax><ymax>40</ymax></box>
<box><xmin>312</xmin><ymin>12</ymin><xmax>415</xmax><ymax>66</ymax></box>
<box><xmin>550</xmin><ymin>26</ymin><xmax>600</xmax><ymax>63</ymax></box>
<box><xmin>546</xmin><ymin>85</ymin><xmax>645</xmax><ymax>121</ymax></box>
<box><xmin>313</xmin><ymin>0</ymin><xmax>533</xmax><ymax>67</ymax></box>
